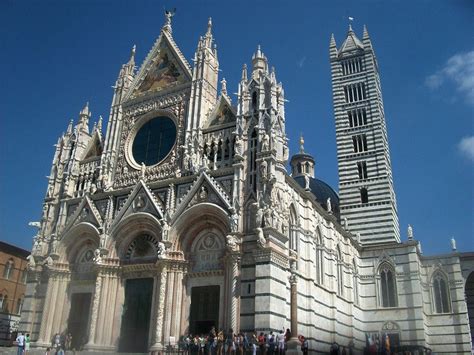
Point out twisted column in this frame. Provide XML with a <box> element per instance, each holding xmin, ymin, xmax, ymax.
<box><xmin>226</xmin><ymin>253</ymin><xmax>240</xmax><ymax>331</ymax></box>
<box><xmin>86</xmin><ymin>270</ymin><xmax>103</xmax><ymax>346</ymax></box>
<box><xmin>151</xmin><ymin>264</ymin><xmax>168</xmax><ymax>350</ymax></box>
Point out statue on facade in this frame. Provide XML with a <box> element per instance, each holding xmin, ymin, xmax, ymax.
<box><xmin>326</xmin><ymin>197</ymin><xmax>332</xmax><ymax>213</ymax></box>
<box><xmin>261</xmin><ymin>132</ymin><xmax>270</xmax><ymax>151</ymax></box>
<box><xmin>234</xmin><ymin>135</ymin><xmax>243</xmax><ymax>157</ymax></box>
<box><xmin>450</xmin><ymin>237</ymin><xmax>457</xmax><ymax>251</ymax></box>
<box><xmin>256</xmin><ymin>227</ymin><xmax>266</xmax><ymax>247</ymax></box>
<box><xmin>93</xmin><ymin>248</ymin><xmax>103</xmax><ymax>264</ymax></box>
<box><xmin>259</xmin><ymin>160</ymin><xmax>268</xmax><ymax>180</ymax></box>
<box><xmin>26</xmin><ymin>255</ymin><xmax>36</xmax><ymax>270</ymax></box>
<box><xmin>157</xmin><ymin>241</ymin><xmax>166</xmax><ymax>259</ymax></box>
<box><xmin>304</xmin><ymin>175</ymin><xmax>310</xmax><ymax>190</ymax></box>
<box><xmin>226</xmin><ymin>234</ymin><xmax>240</xmax><ymax>252</ymax></box>
<box><xmin>140</xmin><ymin>163</ymin><xmax>146</xmax><ymax>179</ymax></box>
<box><xmin>407</xmin><ymin>224</ymin><xmax>414</xmax><ymax>241</ymax></box>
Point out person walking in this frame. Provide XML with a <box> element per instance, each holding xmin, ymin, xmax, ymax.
<box><xmin>24</xmin><ymin>333</ymin><xmax>31</xmax><ymax>354</ymax></box>
<box><xmin>15</xmin><ymin>332</ymin><xmax>25</xmax><ymax>355</ymax></box>
<box><xmin>276</xmin><ymin>330</ymin><xmax>285</xmax><ymax>355</ymax></box>
<box><xmin>300</xmin><ymin>336</ymin><xmax>308</xmax><ymax>355</ymax></box>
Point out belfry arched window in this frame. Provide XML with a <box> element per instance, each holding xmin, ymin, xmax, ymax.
<box><xmin>3</xmin><ymin>259</ymin><xmax>14</xmax><ymax>280</ymax></box>
<box><xmin>252</xmin><ymin>92</ymin><xmax>258</xmax><ymax>112</ymax></box>
<box><xmin>379</xmin><ymin>262</ymin><xmax>397</xmax><ymax>307</ymax></box>
<box><xmin>432</xmin><ymin>271</ymin><xmax>451</xmax><ymax>313</ymax></box>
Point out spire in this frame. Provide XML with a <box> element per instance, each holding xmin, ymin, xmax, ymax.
<box><xmin>206</xmin><ymin>17</ymin><xmax>212</xmax><ymax>36</ymax></box>
<box><xmin>78</xmin><ymin>102</ymin><xmax>91</xmax><ymax>132</ymax></box>
<box><xmin>220</xmin><ymin>78</ymin><xmax>228</xmax><ymax>97</ymax></box>
<box><xmin>362</xmin><ymin>24</ymin><xmax>373</xmax><ymax>50</ymax></box>
<box><xmin>129</xmin><ymin>44</ymin><xmax>136</xmax><ymax>65</ymax></box>
<box><xmin>66</xmin><ymin>119</ymin><xmax>73</xmax><ymax>135</ymax></box>
<box><xmin>252</xmin><ymin>45</ymin><xmax>268</xmax><ymax>77</ymax></box>
<box><xmin>338</xmin><ymin>24</ymin><xmax>363</xmax><ymax>54</ymax></box>
<box><xmin>97</xmin><ymin>115</ymin><xmax>103</xmax><ymax>133</ymax></box>
<box><xmin>241</xmin><ymin>63</ymin><xmax>248</xmax><ymax>81</ymax></box>
<box><xmin>329</xmin><ymin>33</ymin><xmax>338</xmax><ymax>58</ymax></box>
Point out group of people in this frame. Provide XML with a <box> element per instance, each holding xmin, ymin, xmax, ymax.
<box><xmin>14</xmin><ymin>332</ymin><xmax>30</xmax><ymax>355</ymax></box>
<box><xmin>179</xmin><ymin>328</ymin><xmax>310</xmax><ymax>355</ymax></box>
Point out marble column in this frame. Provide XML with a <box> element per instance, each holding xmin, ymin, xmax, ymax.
<box><xmin>85</xmin><ymin>270</ymin><xmax>103</xmax><ymax>348</ymax></box>
<box><xmin>286</xmin><ymin>260</ymin><xmax>302</xmax><ymax>355</ymax></box>
<box><xmin>36</xmin><ymin>269</ymin><xmax>71</xmax><ymax>347</ymax></box>
<box><xmin>226</xmin><ymin>253</ymin><xmax>240</xmax><ymax>332</ymax></box>
<box><xmin>150</xmin><ymin>264</ymin><xmax>168</xmax><ymax>351</ymax></box>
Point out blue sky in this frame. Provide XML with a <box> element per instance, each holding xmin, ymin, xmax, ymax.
<box><xmin>1</xmin><ymin>0</ymin><xmax>473</xmax><ymax>255</ymax></box>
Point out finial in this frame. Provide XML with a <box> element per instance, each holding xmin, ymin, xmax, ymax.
<box><xmin>80</xmin><ymin>102</ymin><xmax>90</xmax><ymax>117</ymax></box>
<box><xmin>67</xmin><ymin>119</ymin><xmax>73</xmax><ymax>134</ymax></box>
<box><xmin>299</xmin><ymin>134</ymin><xmax>305</xmax><ymax>153</ymax></box>
<box><xmin>256</xmin><ymin>44</ymin><xmax>262</xmax><ymax>58</ymax></box>
<box><xmin>221</xmin><ymin>78</ymin><xmax>227</xmax><ymax>97</ymax></box>
<box><xmin>207</xmin><ymin>17</ymin><xmax>212</xmax><ymax>35</ymax></box>
<box><xmin>348</xmin><ymin>16</ymin><xmax>354</xmax><ymax>32</ymax></box>
<box><xmin>407</xmin><ymin>224</ymin><xmax>414</xmax><ymax>241</ymax></box>
<box><xmin>163</xmin><ymin>8</ymin><xmax>176</xmax><ymax>33</ymax></box>
<box><xmin>241</xmin><ymin>63</ymin><xmax>248</xmax><ymax>81</ymax></box>
<box><xmin>130</xmin><ymin>44</ymin><xmax>136</xmax><ymax>60</ymax></box>
<box><xmin>97</xmin><ymin>115</ymin><xmax>103</xmax><ymax>132</ymax></box>
<box><xmin>450</xmin><ymin>237</ymin><xmax>457</xmax><ymax>252</ymax></box>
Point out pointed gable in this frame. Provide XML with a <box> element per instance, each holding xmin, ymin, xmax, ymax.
<box><xmin>111</xmin><ymin>180</ymin><xmax>164</xmax><ymax>229</ymax></box>
<box><xmin>126</xmin><ymin>30</ymin><xmax>192</xmax><ymax>101</ymax></box>
<box><xmin>204</xmin><ymin>95</ymin><xmax>236</xmax><ymax>130</ymax></box>
<box><xmin>63</xmin><ymin>195</ymin><xmax>103</xmax><ymax>235</ymax></box>
<box><xmin>82</xmin><ymin>131</ymin><xmax>103</xmax><ymax>161</ymax></box>
<box><xmin>339</xmin><ymin>26</ymin><xmax>364</xmax><ymax>56</ymax></box>
<box><xmin>171</xmin><ymin>171</ymin><xmax>232</xmax><ymax>224</ymax></box>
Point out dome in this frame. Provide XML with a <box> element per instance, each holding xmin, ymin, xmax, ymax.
<box><xmin>293</xmin><ymin>175</ymin><xmax>340</xmax><ymax>220</ymax></box>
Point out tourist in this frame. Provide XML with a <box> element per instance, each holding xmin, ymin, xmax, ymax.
<box><xmin>217</xmin><ymin>330</ymin><xmax>224</xmax><ymax>355</ymax></box>
<box><xmin>56</xmin><ymin>346</ymin><xmax>65</xmax><ymax>355</ymax></box>
<box><xmin>250</xmin><ymin>332</ymin><xmax>258</xmax><ymax>355</ymax></box>
<box><xmin>258</xmin><ymin>332</ymin><xmax>266</xmax><ymax>355</ymax></box>
<box><xmin>24</xmin><ymin>333</ymin><xmax>31</xmax><ymax>354</ymax></box>
<box><xmin>276</xmin><ymin>329</ymin><xmax>285</xmax><ymax>355</ymax></box>
<box><xmin>15</xmin><ymin>332</ymin><xmax>25</xmax><ymax>355</ymax></box>
<box><xmin>267</xmin><ymin>333</ymin><xmax>275</xmax><ymax>355</ymax></box>
<box><xmin>45</xmin><ymin>347</ymin><xmax>51</xmax><ymax>355</ymax></box>
<box><xmin>224</xmin><ymin>328</ymin><xmax>234</xmax><ymax>355</ymax></box>
<box><xmin>300</xmin><ymin>335</ymin><xmax>308</xmax><ymax>355</ymax></box>
<box><xmin>330</xmin><ymin>341</ymin><xmax>340</xmax><ymax>355</ymax></box>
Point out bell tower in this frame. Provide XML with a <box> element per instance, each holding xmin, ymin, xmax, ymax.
<box><xmin>330</xmin><ymin>25</ymin><xmax>400</xmax><ymax>244</ymax></box>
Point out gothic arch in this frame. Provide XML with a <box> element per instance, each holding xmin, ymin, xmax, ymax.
<box><xmin>172</xmin><ymin>202</ymin><xmax>230</xmax><ymax>253</ymax></box>
<box><xmin>378</xmin><ymin>261</ymin><xmax>398</xmax><ymax>307</ymax></box>
<box><xmin>111</xmin><ymin>212</ymin><xmax>162</xmax><ymax>259</ymax></box>
<box><xmin>58</xmin><ymin>222</ymin><xmax>100</xmax><ymax>264</ymax></box>
<box><xmin>431</xmin><ymin>269</ymin><xmax>451</xmax><ymax>313</ymax></box>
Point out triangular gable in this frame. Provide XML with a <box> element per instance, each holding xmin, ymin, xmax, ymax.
<box><xmin>205</xmin><ymin>95</ymin><xmax>236</xmax><ymax>129</ymax></box>
<box><xmin>111</xmin><ymin>180</ymin><xmax>164</xmax><ymax>229</ymax></box>
<box><xmin>62</xmin><ymin>195</ymin><xmax>103</xmax><ymax>236</ymax></box>
<box><xmin>82</xmin><ymin>130</ymin><xmax>103</xmax><ymax>161</ymax></box>
<box><xmin>339</xmin><ymin>32</ymin><xmax>363</xmax><ymax>55</ymax></box>
<box><xmin>126</xmin><ymin>30</ymin><xmax>192</xmax><ymax>101</ymax></box>
<box><xmin>171</xmin><ymin>171</ymin><xmax>232</xmax><ymax>224</ymax></box>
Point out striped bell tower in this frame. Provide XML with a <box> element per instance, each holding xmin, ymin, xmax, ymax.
<box><xmin>330</xmin><ymin>25</ymin><xmax>400</xmax><ymax>244</ymax></box>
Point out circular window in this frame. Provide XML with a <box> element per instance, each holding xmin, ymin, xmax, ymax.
<box><xmin>132</xmin><ymin>116</ymin><xmax>176</xmax><ymax>166</ymax></box>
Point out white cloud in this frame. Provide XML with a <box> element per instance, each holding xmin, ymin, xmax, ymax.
<box><xmin>425</xmin><ymin>51</ymin><xmax>474</xmax><ymax>105</ymax></box>
<box><xmin>458</xmin><ymin>136</ymin><xmax>474</xmax><ymax>162</ymax></box>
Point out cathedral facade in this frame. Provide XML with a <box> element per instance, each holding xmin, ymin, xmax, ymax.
<box><xmin>20</xmin><ymin>14</ymin><xmax>474</xmax><ymax>354</ymax></box>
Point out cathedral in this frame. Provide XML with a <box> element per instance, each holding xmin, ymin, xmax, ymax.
<box><xmin>20</xmin><ymin>13</ymin><xmax>474</xmax><ymax>354</ymax></box>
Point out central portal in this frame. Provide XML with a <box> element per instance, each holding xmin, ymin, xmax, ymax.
<box><xmin>190</xmin><ymin>285</ymin><xmax>220</xmax><ymax>335</ymax></box>
<box><xmin>119</xmin><ymin>278</ymin><xmax>154</xmax><ymax>353</ymax></box>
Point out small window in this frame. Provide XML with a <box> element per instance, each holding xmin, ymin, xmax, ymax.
<box><xmin>3</xmin><ymin>259</ymin><xmax>14</xmax><ymax>280</ymax></box>
<box><xmin>16</xmin><ymin>298</ymin><xmax>23</xmax><ymax>314</ymax></box>
<box><xmin>360</xmin><ymin>188</ymin><xmax>369</xmax><ymax>203</ymax></box>
<box><xmin>2</xmin><ymin>295</ymin><xmax>8</xmax><ymax>312</ymax></box>
<box><xmin>248</xmin><ymin>284</ymin><xmax>251</xmax><ymax>294</ymax></box>
<box><xmin>433</xmin><ymin>272</ymin><xmax>450</xmax><ymax>313</ymax></box>
<box><xmin>21</xmin><ymin>268</ymin><xmax>27</xmax><ymax>283</ymax></box>
<box><xmin>0</xmin><ymin>294</ymin><xmax>3</xmax><ymax>310</ymax></box>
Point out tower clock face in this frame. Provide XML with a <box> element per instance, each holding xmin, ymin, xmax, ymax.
<box><xmin>131</xmin><ymin>116</ymin><xmax>176</xmax><ymax>166</ymax></box>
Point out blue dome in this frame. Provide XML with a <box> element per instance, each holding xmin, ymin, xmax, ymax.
<box><xmin>293</xmin><ymin>175</ymin><xmax>340</xmax><ymax>220</ymax></box>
